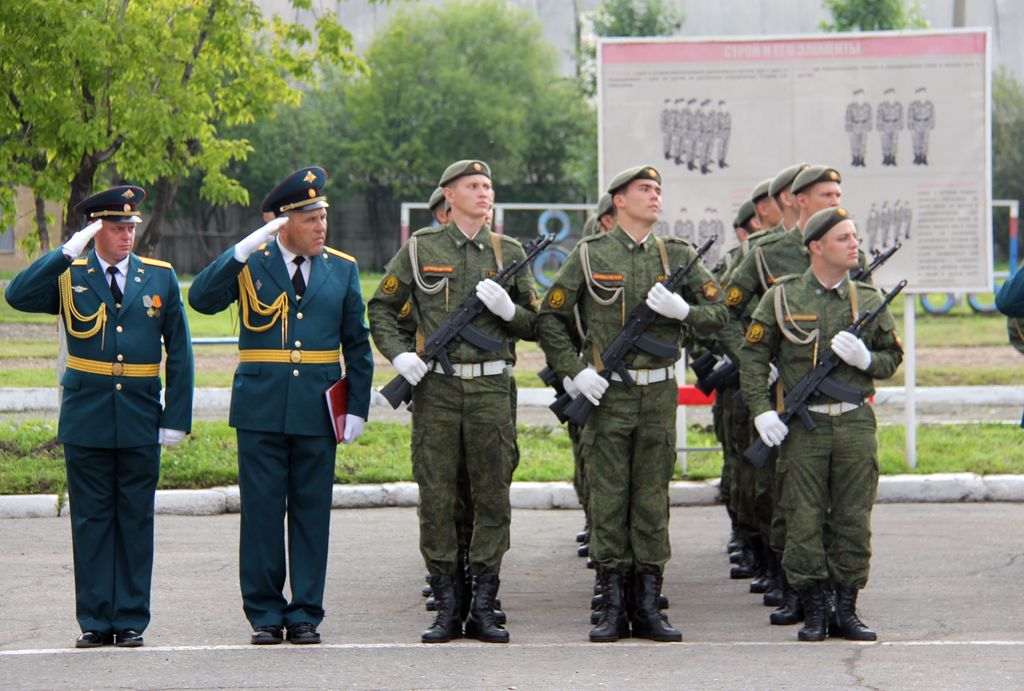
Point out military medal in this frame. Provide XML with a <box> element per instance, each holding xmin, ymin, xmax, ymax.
<box><xmin>143</xmin><ymin>294</ymin><xmax>162</xmax><ymax>317</ymax></box>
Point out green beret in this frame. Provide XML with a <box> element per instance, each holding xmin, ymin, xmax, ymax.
<box><xmin>607</xmin><ymin>165</ymin><xmax>662</xmax><ymax>195</ymax></box>
<box><xmin>427</xmin><ymin>186</ymin><xmax>445</xmax><ymax>212</ymax></box>
<box><xmin>803</xmin><ymin>206</ymin><xmax>852</xmax><ymax>245</ymax></box>
<box><xmin>582</xmin><ymin>215</ymin><xmax>599</xmax><ymax>237</ymax></box>
<box><xmin>733</xmin><ymin>199</ymin><xmax>757</xmax><ymax>229</ymax></box>
<box><xmin>770</xmin><ymin>163</ymin><xmax>810</xmax><ymax>199</ymax></box>
<box><xmin>750</xmin><ymin>178</ymin><xmax>773</xmax><ymax>204</ymax></box>
<box><xmin>439</xmin><ymin>159</ymin><xmax>491</xmax><ymax>187</ymax></box>
<box><xmin>792</xmin><ymin>165</ymin><xmax>842</xmax><ymax>196</ymax></box>
<box><xmin>596</xmin><ymin>192</ymin><xmax>614</xmax><ymax>218</ymax></box>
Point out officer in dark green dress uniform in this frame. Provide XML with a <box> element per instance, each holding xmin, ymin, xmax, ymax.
<box><xmin>740</xmin><ymin>207</ymin><xmax>903</xmax><ymax>641</ymax></box>
<box><xmin>188</xmin><ymin>167</ymin><xmax>373</xmax><ymax>646</ymax></box>
<box><xmin>369</xmin><ymin>160</ymin><xmax>539</xmax><ymax>645</ymax></box>
<box><xmin>539</xmin><ymin>165</ymin><xmax>727</xmax><ymax>643</ymax></box>
<box><xmin>5</xmin><ymin>186</ymin><xmax>194</xmax><ymax>648</ymax></box>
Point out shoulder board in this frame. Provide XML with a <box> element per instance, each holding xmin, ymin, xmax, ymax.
<box><xmin>139</xmin><ymin>256</ymin><xmax>173</xmax><ymax>269</ymax></box>
<box><xmin>324</xmin><ymin>246</ymin><xmax>356</xmax><ymax>263</ymax></box>
<box><xmin>773</xmin><ymin>273</ymin><xmax>801</xmax><ymax>284</ymax></box>
<box><xmin>71</xmin><ymin>258</ymin><xmax>88</xmax><ymax>266</ymax></box>
<box><xmin>854</xmin><ymin>280</ymin><xmax>880</xmax><ymax>292</ymax></box>
<box><xmin>498</xmin><ymin>234</ymin><xmax>523</xmax><ymax>248</ymax></box>
<box><xmin>756</xmin><ymin>232</ymin><xmax>786</xmax><ymax>248</ymax></box>
<box><xmin>661</xmin><ymin>236</ymin><xmax>691</xmax><ymax>246</ymax></box>
<box><xmin>579</xmin><ymin>233</ymin><xmax>606</xmax><ymax>244</ymax></box>
<box><xmin>257</xmin><ymin>242</ymin><xmax>269</xmax><ymax>251</ymax></box>
<box><xmin>411</xmin><ymin>225</ymin><xmax>445</xmax><ymax>237</ymax></box>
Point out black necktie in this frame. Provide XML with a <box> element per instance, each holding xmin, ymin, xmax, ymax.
<box><xmin>292</xmin><ymin>256</ymin><xmax>306</xmax><ymax>300</ymax></box>
<box><xmin>107</xmin><ymin>266</ymin><xmax>123</xmax><ymax>306</ymax></box>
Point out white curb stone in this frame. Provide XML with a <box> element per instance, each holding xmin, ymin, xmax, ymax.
<box><xmin>668</xmin><ymin>480</ymin><xmax>721</xmax><ymax>506</ymax></box>
<box><xmin>511</xmin><ymin>482</ymin><xmax>557</xmax><ymax>509</ymax></box>
<box><xmin>550</xmin><ymin>483</ymin><xmax>582</xmax><ymax>509</ymax></box>
<box><xmin>0</xmin><ymin>494</ymin><xmax>59</xmax><ymax>518</ymax></box>
<box><xmin>875</xmin><ymin>473</ymin><xmax>987</xmax><ymax>503</ymax></box>
<box><xmin>333</xmin><ymin>484</ymin><xmax>390</xmax><ymax>508</ymax></box>
<box><xmin>155</xmin><ymin>490</ymin><xmax>227</xmax><ymax>516</ymax></box>
<box><xmin>982</xmin><ymin>475</ymin><xmax>1024</xmax><ymax>501</ymax></box>
<box><xmin>387</xmin><ymin>482</ymin><xmax>420</xmax><ymax>506</ymax></box>
<box><xmin>216</xmin><ymin>486</ymin><xmax>241</xmax><ymax>513</ymax></box>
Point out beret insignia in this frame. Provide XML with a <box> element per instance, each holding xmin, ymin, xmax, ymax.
<box><xmin>726</xmin><ymin>286</ymin><xmax>743</xmax><ymax>305</ymax></box>
<box><xmin>745</xmin><ymin>323</ymin><xmax>765</xmax><ymax>343</ymax></box>
<box><xmin>381</xmin><ymin>275</ymin><xmax>399</xmax><ymax>295</ymax></box>
<box><xmin>547</xmin><ymin>287</ymin><xmax>566</xmax><ymax>309</ymax></box>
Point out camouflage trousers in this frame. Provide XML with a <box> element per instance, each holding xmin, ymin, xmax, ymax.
<box><xmin>412</xmin><ymin>370</ymin><xmax>516</xmax><ymax>576</ymax></box>
<box><xmin>721</xmin><ymin>387</ymin><xmax>758</xmax><ymax>542</ymax></box>
<box><xmin>569</xmin><ymin>422</ymin><xmax>588</xmax><ymax>524</ymax></box>
<box><xmin>779</xmin><ymin>405</ymin><xmax>879</xmax><ymax>589</ymax></box>
<box><xmin>582</xmin><ymin>379</ymin><xmax>676</xmax><ymax>575</ymax></box>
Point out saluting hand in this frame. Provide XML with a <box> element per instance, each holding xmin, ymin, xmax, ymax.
<box><xmin>234</xmin><ymin>216</ymin><xmax>288</xmax><ymax>262</ymax></box>
<box><xmin>476</xmin><ymin>279</ymin><xmax>516</xmax><ymax>322</ymax></box>
<box><xmin>645</xmin><ymin>283</ymin><xmax>691</xmax><ymax>322</ymax></box>
<box><xmin>831</xmin><ymin>331</ymin><xmax>872</xmax><ymax>371</ymax></box>
<box><xmin>62</xmin><ymin>220</ymin><xmax>104</xmax><ymax>259</ymax></box>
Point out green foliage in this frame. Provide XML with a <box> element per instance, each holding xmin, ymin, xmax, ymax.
<box><xmin>341</xmin><ymin>0</ymin><xmax>595</xmax><ymax>203</ymax></box>
<box><xmin>993</xmin><ymin>67</ymin><xmax>1024</xmax><ymax>259</ymax></box>
<box><xmin>820</xmin><ymin>0</ymin><xmax>930</xmax><ymax>31</ymax></box>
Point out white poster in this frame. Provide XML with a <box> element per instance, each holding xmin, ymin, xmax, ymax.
<box><xmin>598</xmin><ymin>30</ymin><xmax>992</xmax><ymax>292</ymax></box>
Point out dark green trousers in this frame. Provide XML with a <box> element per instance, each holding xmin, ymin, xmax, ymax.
<box><xmin>779</xmin><ymin>405</ymin><xmax>879</xmax><ymax>589</ymax></box>
<box><xmin>64</xmin><ymin>443</ymin><xmax>160</xmax><ymax>635</ymax></box>
<box><xmin>236</xmin><ymin>430</ymin><xmax>336</xmax><ymax>628</ymax></box>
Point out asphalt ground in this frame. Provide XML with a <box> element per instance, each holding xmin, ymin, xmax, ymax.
<box><xmin>1</xmin><ymin>504</ymin><xmax>1023</xmax><ymax>689</ymax></box>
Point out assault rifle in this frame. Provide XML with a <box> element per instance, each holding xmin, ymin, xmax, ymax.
<box><xmin>550</xmin><ymin>235</ymin><xmax>717</xmax><ymax>427</ymax></box>
<box><xmin>696</xmin><ymin>242</ymin><xmax>903</xmax><ymax>398</ymax></box>
<box><xmin>379</xmin><ymin>233</ymin><xmax>555</xmax><ymax>408</ymax></box>
<box><xmin>743</xmin><ymin>279</ymin><xmax>906</xmax><ymax>469</ymax></box>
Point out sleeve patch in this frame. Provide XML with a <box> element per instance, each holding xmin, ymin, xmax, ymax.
<box><xmin>398</xmin><ymin>301</ymin><xmax>412</xmax><ymax>319</ymax></box>
<box><xmin>702</xmin><ymin>280</ymin><xmax>720</xmax><ymax>300</ymax></box>
<box><xmin>381</xmin><ymin>275</ymin><xmax>400</xmax><ymax>295</ymax></box>
<box><xmin>745</xmin><ymin>323</ymin><xmax>765</xmax><ymax>343</ymax></box>
<box><xmin>726</xmin><ymin>286</ymin><xmax>743</xmax><ymax>305</ymax></box>
<box><xmin>547</xmin><ymin>287</ymin><xmax>566</xmax><ymax>309</ymax></box>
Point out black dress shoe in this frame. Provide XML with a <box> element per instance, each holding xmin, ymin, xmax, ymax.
<box><xmin>115</xmin><ymin>629</ymin><xmax>144</xmax><ymax>647</ymax></box>
<box><xmin>286</xmin><ymin>622</ymin><xmax>321</xmax><ymax>645</ymax></box>
<box><xmin>75</xmin><ymin>631</ymin><xmax>113</xmax><ymax>648</ymax></box>
<box><xmin>250</xmin><ymin>625</ymin><xmax>284</xmax><ymax>645</ymax></box>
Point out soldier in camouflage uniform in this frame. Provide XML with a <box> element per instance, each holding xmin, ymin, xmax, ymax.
<box><xmin>369</xmin><ymin>160</ymin><xmax>539</xmax><ymax>645</ymax></box>
<box><xmin>907</xmin><ymin>87</ymin><xmax>935</xmax><ymax>165</ymax></box>
<box><xmin>539</xmin><ymin>165</ymin><xmax>727</xmax><ymax>642</ymax></box>
<box><xmin>845</xmin><ymin>89</ymin><xmax>872</xmax><ymax>167</ymax></box>
<box><xmin>740</xmin><ymin>206</ymin><xmax>903</xmax><ymax>641</ymax></box>
<box><xmin>877</xmin><ymin>89</ymin><xmax>904</xmax><ymax>166</ymax></box>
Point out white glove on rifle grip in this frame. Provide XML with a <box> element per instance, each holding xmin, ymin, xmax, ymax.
<box><xmin>234</xmin><ymin>216</ymin><xmax>288</xmax><ymax>262</ymax></box>
<box><xmin>645</xmin><ymin>283</ymin><xmax>691</xmax><ymax>321</ymax></box>
<box><xmin>573</xmin><ymin>367</ymin><xmax>609</xmax><ymax>406</ymax></box>
<box><xmin>562</xmin><ymin>375</ymin><xmax>580</xmax><ymax>399</ymax></box>
<box><xmin>475</xmin><ymin>279</ymin><xmax>516</xmax><ymax>322</ymax></box>
<box><xmin>754</xmin><ymin>411</ymin><xmax>789</xmax><ymax>447</ymax></box>
<box><xmin>62</xmin><ymin>220</ymin><xmax>103</xmax><ymax>259</ymax></box>
<box><xmin>831</xmin><ymin>331</ymin><xmax>872</xmax><ymax>371</ymax></box>
<box><xmin>392</xmin><ymin>352</ymin><xmax>428</xmax><ymax>386</ymax></box>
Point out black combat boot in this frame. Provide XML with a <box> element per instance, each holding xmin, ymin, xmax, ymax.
<box><xmin>834</xmin><ymin>585</ymin><xmax>877</xmax><ymax>641</ymax></box>
<box><xmin>421</xmin><ymin>575</ymin><xmax>432</xmax><ymax>598</ymax></box>
<box><xmin>420</xmin><ymin>575</ymin><xmax>462</xmax><ymax>643</ymax></box>
<box><xmin>589</xmin><ymin>572</ymin><xmax>629</xmax><ymax>642</ymax></box>
<box><xmin>454</xmin><ymin>548</ymin><xmax>471</xmax><ymax>623</ymax></box>
<box><xmin>576</xmin><ymin>525</ymin><xmax>589</xmax><ymax>544</ymax></box>
<box><xmin>464</xmin><ymin>574</ymin><xmax>509</xmax><ymax>643</ymax></box>
<box><xmin>770</xmin><ymin>568</ymin><xmax>803</xmax><ymax>625</ymax></box>
<box><xmin>629</xmin><ymin>573</ymin><xmax>682</xmax><ymax>642</ymax></box>
<box><xmin>749</xmin><ymin>540</ymin><xmax>771</xmax><ymax>593</ymax></box>
<box><xmin>761</xmin><ymin>551</ymin><xmax>784</xmax><ymax>606</ymax></box>
<box><xmin>726</xmin><ymin>531</ymin><xmax>741</xmax><ymax>554</ymax></box>
<box><xmin>577</xmin><ymin>543</ymin><xmax>590</xmax><ymax>558</ymax></box>
<box><xmin>730</xmin><ymin>538</ymin><xmax>759</xmax><ymax>579</ymax></box>
<box><xmin>796</xmin><ymin>582</ymin><xmax>827</xmax><ymax>641</ymax></box>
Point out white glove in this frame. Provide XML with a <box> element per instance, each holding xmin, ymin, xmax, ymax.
<box><xmin>475</xmin><ymin>279</ymin><xmax>516</xmax><ymax>322</ymax></box>
<box><xmin>233</xmin><ymin>216</ymin><xmax>288</xmax><ymax>262</ymax></box>
<box><xmin>562</xmin><ymin>375</ymin><xmax>580</xmax><ymax>399</ymax></box>
<box><xmin>831</xmin><ymin>331</ymin><xmax>872</xmax><ymax>371</ymax></box>
<box><xmin>158</xmin><ymin>428</ymin><xmax>186</xmax><ymax>447</ymax></box>
<box><xmin>754</xmin><ymin>411</ymin><xmax>789</xmax><ymax>447</ymax></box>
<box><xmin>62</xmin><ymin>220</ymin><xmax>103</xmax><ymax>259</ymax></box>
<box><xmin>645</xmin><ymin>283</ymin><xmax>691</xmax><ymax>321</ymax></box>
<box><xmin>393</xmin><ymin>352</ymin><xmax>428</xmax><ymax>386</ymax></box>
<box><xmin>768</xmin><ymin>363</ymin><xmax>779</xmax><ymax>386</ymax></box>
<box><xmin>573</xmin><ymin>366</ymin><xmax>609</xmax><ymax>406</ymax></box>
<box><xmin>342</xmin><ymin>415</ymin><xmax>365</xmax><ymax>444</ymax></box>
<box><xmin>711</xmin><ymin>355</ymin><xmax>732</xmax><ymax>372</ymax></box>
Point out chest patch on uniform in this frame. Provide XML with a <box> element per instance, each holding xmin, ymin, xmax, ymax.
<box><xmin>726</xmin><ymin>286</ymin><xmax>743</xmax><ymax>305</ymax></box>
<box><xmin>784</xmin><ymin>313</ymin><xmax>817</xmax><ymax>322</ymax></box>
<box><xmin>381</xmin><ymin>275</ymin><xmax>400</xmax><ymax>295</ymax></box>
<box><xmin>746</xmin><ymin>323</ymin><xmax>765</xmax><ymax>343</ymax></box>
<box><xmin>702</xmin><ymin>281</ymin><xmax>720</xmax><ymax>300</ymax></box>
<box><xmin>592</xmin><ymin>272</ymin><xmax>624</xmax><ymax>282</ymax></box>
<box><xmin>547</xmin><ymin>288</ymin><xmax>566</xmax><ymax>309</ymax></box>
<box><xmin>398</xmin><ymin>301</ymin><xmax>412</xmax><ymax>319</ymax></box>
<box><xmin>422</xmin><ymin>265</ymin><xmax>454</xmax><ymax>274</ymax></box>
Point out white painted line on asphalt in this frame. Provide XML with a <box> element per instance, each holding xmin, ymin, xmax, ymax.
<box><xmin>3</xmin><ymin>640</ymin><xmax>1023</xmax><ymax>656</ymax></box>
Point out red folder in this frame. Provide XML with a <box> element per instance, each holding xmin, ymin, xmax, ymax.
<box><xmin>325</xmin><ymin>376</ymin><xmax>349</xmax><ymax>444</ymax></box>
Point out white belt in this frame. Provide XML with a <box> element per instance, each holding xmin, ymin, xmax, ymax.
<box><xmin>432</xmin><ymin>360</ymin><xmax>508</xmax><ymax>379</ymax></box>
<box><xmin>609</xmin><ymin>366</ymin><xmax>675</xmax><ymax>386</ymax></box>
<box><xmin>806</xmin><ymin>401</ymin><xmax>861</xmax><ymax>416</ymax></box>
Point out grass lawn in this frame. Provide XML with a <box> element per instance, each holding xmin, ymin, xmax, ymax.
<box><xmin>1</xmin><ymin>419</ymin><xmax>1021</xmax><ymax>496</ymax></box>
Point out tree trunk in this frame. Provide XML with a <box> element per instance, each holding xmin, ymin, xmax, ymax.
<box><xmin>63</xmin><ymin>138</ymin><xmax>123</xmax><ymax>240</ymax></box>
<box><xmin>33</xmin><ymin>192</ymin><xmax>51</xmax><ymax>253</ymax></box>
<box><xmin>136</xmin><ymin>175</ymin><xmax>181</xmax><ymax>256</ymax></box>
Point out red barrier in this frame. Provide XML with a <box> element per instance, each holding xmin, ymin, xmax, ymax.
<box><xmin>678</xmin><ymin>385</ymin><xmax>715</xmax><ymax>406</ymax></box>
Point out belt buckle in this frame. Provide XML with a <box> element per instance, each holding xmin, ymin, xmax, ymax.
<box><xmin>290</xmin><ymin>350</ymin><xmax>302</xmax><ymax>364</ymax></box>
<box><xmin>460</xmin><ymin>365</ymin><xmax>474</xmax><ymax>380</ymax></box>
<box><xmin>829</xmin><ymin>403</ymin><xmax>842</xmax><ymax>416</ymax></box>
<box><xmin>636</xmin><ymin>369</ymin><xmax>650</xmax><ymax>386</ymax></box>
<box><xmin>110</xmin><ymin>362</ymin><xmax>124</xmax><ymax>376</ymax></box>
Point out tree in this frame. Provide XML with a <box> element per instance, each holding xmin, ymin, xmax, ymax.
<box><xmin>341</xmin><ymin>0</ymin><xmax>595</xmax><ymax>265</ymax></box>
<box><xmin>575</xmin><ymin>0</ymin><xmax>683</xmax><ymax>98</ymax></box>
<box><xmin>820</xmin><ymin>0</ymin><xmax>930</xmax><ymax>32</ymax></box>
<box><xmin>0</xmin><ymin>0</ymin><xmax>362</xmax><ymax>256</ymax></box>
<box><xmin>993</xmin><ymin>67</ymin><xmax>1024</xmax><ymax>261</ymax></box>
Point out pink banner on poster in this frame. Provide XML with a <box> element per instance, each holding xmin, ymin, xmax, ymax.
<box><xmin>602</xmin><ymin>33</ymin><xmax>985</xmax><ymax>65</ymax></box>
